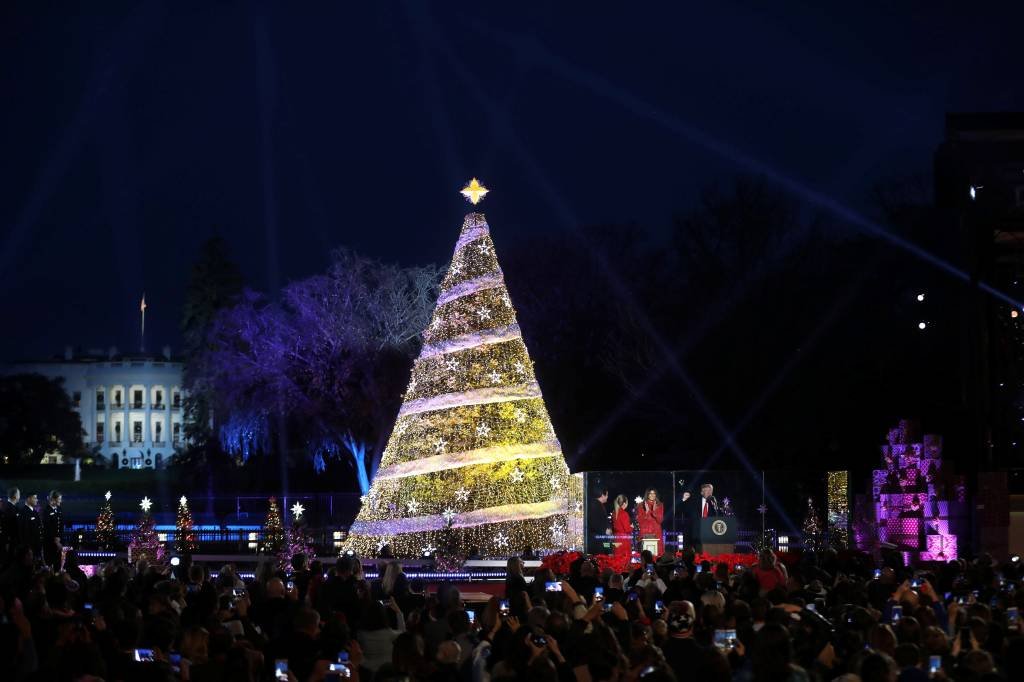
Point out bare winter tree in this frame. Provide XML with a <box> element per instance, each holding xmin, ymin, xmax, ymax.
<box><xmin>196</xmin><ymin>249</ymin><xmax>442</xmax><ymax>489</ymax></box>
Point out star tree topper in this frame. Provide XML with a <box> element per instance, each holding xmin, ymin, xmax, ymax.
<box><xmin>140</xmin><ymin>496</ymin><xmax>153</xmax><ymax>512</ymax></box>
<box><xmin>105</xmin><ymin>490</ymin><xmax>112</xmax><ymax>501</ymax></box>
<box><xmin>179</xmin><ymin>495</ymin><xmax>188</xmax><ymax>507</ymax></box>
<box><xmin>291</xmin><ymin>501</ymin><xmax>305</xmax><ymax>519</ymax></box>
<box><xmin>460</xmin><ymin>177</ymin><xmax>489</xmax><ymax>205</ymax></box>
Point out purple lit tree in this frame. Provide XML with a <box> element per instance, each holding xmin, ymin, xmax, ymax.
<box><xmin>196</xmin><ymin>249</ymin><xmax>442</xmax><ymax>489</ymax></box>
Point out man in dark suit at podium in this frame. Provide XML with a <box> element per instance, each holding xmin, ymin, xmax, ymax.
<box><xmin>681</xmin><ymin>483</ymin><xmax>719</xmax><ymax>552</ymax></box>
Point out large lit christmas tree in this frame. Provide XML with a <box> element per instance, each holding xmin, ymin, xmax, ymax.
<box><xmin>175</xmin><ymin>495</ymin><xmax>198</xmax><ymax>555</ymax></box>
<box><xmin>96</xmin><ymin>490</ymin><xmax>115</xmax><ymax>549</ymax></box>
<box><xmin>128</xmin><ymin>496</ymin><xmax>164</xmax><ymax>564</ymax></box>
<box><xmin>345</xmin><ymin>180</ymin><xmax>583</xmax><ymax>558</ymax></box>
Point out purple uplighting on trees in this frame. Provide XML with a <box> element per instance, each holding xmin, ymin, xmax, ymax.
<box><xmin>192</xmin><ymin>249</ymin><xmax>442</xmax><ymax>476</ymax></box>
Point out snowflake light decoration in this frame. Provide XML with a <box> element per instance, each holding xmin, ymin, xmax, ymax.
<box><xmin>455</xmin><ymin>488</ymin><xmax>470</xmax><ymax>503</ymax></box>
<box><xmin>406</xmin><ymin>498</ymin><xmax>420</xmax><ymax>515</ymax></box>
<box><xmin>442</xmin><ymin>507</ymin><xmax>457</xmax><ymax>524</ymax></box>
<box><xmin>510</xmin><ymin>467</ymin><xmax>525</xmax><ymax>484</ymax></box>
<box><xmin>494</xmin><ymin>532</ymin><xmax>510</xmax><ymax>548</ymax></box>
<box><xmin>476</xmin><ymin>423</ymin><xmax>491</xmax><ymax>438</ymax></box>
<box><xmin>434</xmin><ymin>438</ymin><xmax>448</xmax><ymax>454</ymax></box>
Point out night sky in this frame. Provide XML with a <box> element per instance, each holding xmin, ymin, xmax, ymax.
<box><xmin>2</xmin><ymin>2</ymin><xmax>1022</xmax><ymax>361</ymax></box>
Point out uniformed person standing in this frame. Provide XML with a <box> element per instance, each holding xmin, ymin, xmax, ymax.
<box><xmin>43</xmin><ymin>490</ymin><xmax>64</xmax><ymax>571</ymax></box>
<box><xmin>0</xmin><ymin>487</ymin><xmax>21</xmax><ymax>564</ymax></box>
<box><xmin>17</xmin><ymin>493</ymin><xmax>42</xmax><ymax>564</ymax></box>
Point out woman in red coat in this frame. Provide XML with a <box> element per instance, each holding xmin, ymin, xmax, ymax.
<box><xmin>636</xmin><ymin>488</ymin><xmax>665</xmax><ymax>556</ymax></box>
<box><xmin>611</xmin><ymin>495</ymin><xmax>632</xmax><ymax>564</ymax></box>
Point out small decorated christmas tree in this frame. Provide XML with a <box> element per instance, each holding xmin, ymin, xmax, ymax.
<box><xmin>264</xmin><ymin>497</ymin><xmax>285</xmax><ymax>555</ymax></box>
<box><xmin>175</xmin><ymin>495</ymin><xmax>198</xmax><ymax>555</ymax></box>
<box><xmin>96</xmin><ymin>490</ymin><xmax>116</xmax><ymax>549</ymax></box>
<box><xmin>277</xmin><ymin>501</ymin><xmax>316</xmax><ymax>570</ymax></box>
<box><xmin>802</xmin><ymin>496</ymin><xmax>823</xmax><ymax>553</ymax></box>
<box><xmin>128</xmin><ymin>496</ymin><xmax>164</xmax><ymax>564</ymax></box>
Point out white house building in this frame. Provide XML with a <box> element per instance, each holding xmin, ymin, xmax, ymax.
<box><xmin>12</xmin><ymin>346</ymin><xmax>187</xmax><ymax>468</ymax></box>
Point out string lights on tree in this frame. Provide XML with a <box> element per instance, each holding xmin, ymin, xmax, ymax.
<box><xmin>128</xmin><ymin>496</ymin><xmax>164</xmax><ymax>564</ymax></box>
<box><xmin>278</xmin><ymin>500</ymin><xmax>316</xmax><ymax>570</ymax></box>
<box><xmin>826</xmin><ymin>471</ymin><xmax>850</xmax><ymax>549</ymax></box>
<box><xmin>175</xmin><ymin>495</ymin><xmax>198</xmax><ymax>555</ymax></box>
<box><xmin>96</xmin><ymin>490</ymin><xmax>115</xmax><ymax>549</ymax></box>
<box><xmin>264</xmin><ymin>497</ymin><xmax>285</xmax><ymax>554</ymax></box>
<box><xmin>801</xmin><ymin>496</ymin><xmax>823</xmax><ymax>552</ymax></box>
<box><xmin>343</xmin><ymin>180</ymin><xmax>583</xmax><ymax>557</ymax></box>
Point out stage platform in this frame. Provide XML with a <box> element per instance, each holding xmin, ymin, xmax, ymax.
<box><xmin>76</xmin><ymin>551</ymin><xmax>541</xmax><ymax>583</ymax></box>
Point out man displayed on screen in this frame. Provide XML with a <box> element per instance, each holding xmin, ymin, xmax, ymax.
<box><xmin>587</xmin><ymin>488</ymin><xmax>611</xmax><ymax>554</ymax></box>
<box><xmin>681</xmin><ymin>483</ymin><xmax>720</xmax><ymax>551</ymax></box>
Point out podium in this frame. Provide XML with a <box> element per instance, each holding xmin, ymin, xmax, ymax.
<box><xmin>699</xmin><ymin>516</ymin><xmax>736</xmax><ymax>555</ymax></box>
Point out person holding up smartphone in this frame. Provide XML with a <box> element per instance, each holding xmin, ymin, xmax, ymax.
<box><xmin>635</xmin><ymin>563</ymin><xmax>667</xmax><ymax>595</ymax></box>
<box><xmin>356</xmin><ymin>597</ymin><xmax>405</xmax><ymax>674</ymax></box>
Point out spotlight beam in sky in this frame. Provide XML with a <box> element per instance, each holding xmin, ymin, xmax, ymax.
<box><xmin>427</xmin><ymin>17</ymin><xmax>799</xmax><ymax>531</ymax></box>
<box><xmin>696</xmin><ymin>250</ymin><xmax>886</xmax><ymax>479</ymax></box>
<box><xmin>466</xmin><ymin>18</ymin><xmax>1024</xmax><ymax>313</ymax></box>
<box><xmin>0</xmin><ymin>2</ymin><xmax>165</xmax><ymax>285</ymax></box>
<box><xmin>577</xmin><ymin>233</ymin><xmax>813</xmax><ymax>454</ymax></box>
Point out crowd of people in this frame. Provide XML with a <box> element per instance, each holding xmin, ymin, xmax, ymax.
<box><xmin>1</xmin><ymin>523</ymin><xmax>1023</xmax><ymax>681</ymax></box>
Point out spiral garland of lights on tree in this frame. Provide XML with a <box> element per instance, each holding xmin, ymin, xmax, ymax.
<box><xmin>344</xmin><ymin>180</ymin><xmax>583</xmax><ymax>558</ymax></box>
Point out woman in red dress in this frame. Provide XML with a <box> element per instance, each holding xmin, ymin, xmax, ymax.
<box><xmin>611</xmin><ymin>494</ymin><xmax>632</xmax><ymax>564</ymax></box>
<box><xmin>636</xmin><ymin>488</ymin><xmax>665</xmax><ymax>556</ymax></box>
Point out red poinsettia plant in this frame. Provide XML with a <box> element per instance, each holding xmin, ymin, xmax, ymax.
<box><xmin>539</xmin><ymin>550</ymin><xmax>762</xmax><ymax>577</ymax></box>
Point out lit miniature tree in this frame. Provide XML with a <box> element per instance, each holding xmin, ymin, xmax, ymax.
<box><xmin>175</xmin><ymin>495</ymin><xmax>198</xmax><ymax>555</ymax></box>
<box><xmin>802</xmin><ymin>496</ymin><xmax>823</xmax><ymax>553</ymax></box>
<box><xmin>277</xmin><ymin>501</ymin><xmax>316</xmax><ymax>570</ymax></box>
<box><xmin>344</xmin><ymin>181</ymin><xmax>584</xmax><ymax>557</ymax></box>
<box><xmin>264</xmin><ymin>497</ymin><xmax>285</xmax><ymax>555</ymax></box>
<box><xmin>96</xmin><ymin>490</ymin><xmax>116</xmax><ymax>549</ymax></box>
<box><xmin>129</xmin><ymin>496</ymin><xmax>165</xmax><ymax>564</ymax></box>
